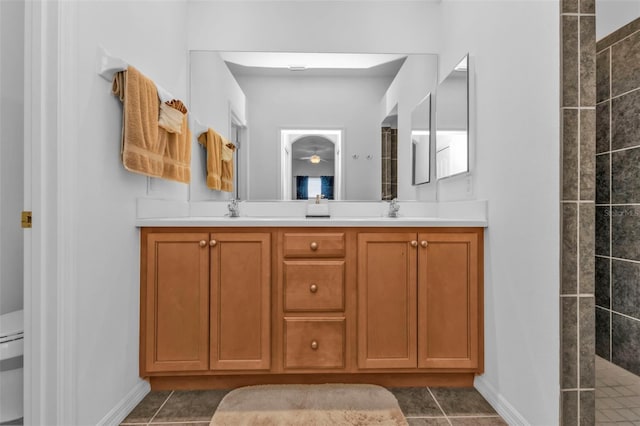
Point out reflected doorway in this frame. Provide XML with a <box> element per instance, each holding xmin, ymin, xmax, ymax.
<box><xmin>280</xmin><ymin>129</ymin><xmax>342</xmax><ymax>200</ymax></box>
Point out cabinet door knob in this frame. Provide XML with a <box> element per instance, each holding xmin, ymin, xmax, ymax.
<box><xmin>421</xmin><ymin>241</ymin><xmax>428</xmax><ymax>248</ymax></box>
<box><xmin>310</xmin><ymin>340</ymin><xmax>318</xmax><ymax>350</ymax></box>
<box><xmin>410</xmin><ymin>240</ymin><xmax>418</xmax><ymax>247</ymax></box>
<box><xmin>210</xmin><ymin>239</ymin><xmax>217</xmax><ymax>247</ymax></box>
<box><xmin>310</xmin><ymin>241</ymin><xmax>318</xmax><ymax>251</ymax></box>
<box><xmin>199</xmin><ymin>240</ymin><xmax>207</xmax><ymax>248</ymax></box>
<box><xmin>310</xmin><ymin>284</ymin><xmax>318</xmax><ymax>293</ymax></box>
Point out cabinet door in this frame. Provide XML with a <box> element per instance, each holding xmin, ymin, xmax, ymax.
<box><xmin>143</xmin><ymin>233</ymin><xmax>210</xmax><ymax>373</ymax></box>
<box><xmin>357</xmin><ymin>233</ymin><xmax>417</xmax><ymax>369</ymax></box>
<box><xmin>418</xmin><ymin>231</ymin><xmax>480</xmax><ymax>369</ymax></box>
<box><xmin>210</xmin><ymin>233</ymin><xmax>271</xmax><ymax>370</ymax></box>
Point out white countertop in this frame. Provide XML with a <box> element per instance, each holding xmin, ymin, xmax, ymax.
<box><xmin>135</xmin><ymin>216</ymin><xmax>488</xmax><ymax>227</ymax></box>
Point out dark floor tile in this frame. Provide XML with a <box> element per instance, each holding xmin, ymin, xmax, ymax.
<box><xmin>612</xmin><ymin>259</ymin><xmax>640</xmax><ymax>319</ymax></box>
<box><xmin>152</xmin><ymin>389</ymin><xmax>229</xmax><ymax>423</ymax></box>
<box><xmin>595</xmin><ymin>206</ymin><xmax>610</xmax><ymax>257</ymax></box>
<box><xmin>407</xmin><ymin>418</ymin><xmax>450</xmax><ymax>426</ymax></box>
<box><xmin>595</xmin><ymin>256</ymin><xmax>610</xmax><ymax>308</ymax></box>
<box><xmin>121</xmin><ymin>391</ymin><xmax>172</xmax><ymax>424</ymax></box>
<box><xmin>595</xmin><ymin>306</ymin><xmax>611</xmax><ymax>359</ymax></box>
<box><xmin>449</xmin><ymin>417</ymin><xmax>508</xmax><ymax>426</ymax></box>
<box><xmin>429</xmin><ymin>388</ymin><xmax>496</xmax><ymax>417</ymax></box>
<box><xmin>388</xmin><ymin>387</ymin><xmax>442</xmax><ymax>417</ymax></box>
<box><xmin>612</xmin><ymin>313</ymin><xmax>640</xmax><ymax>376</ymax></box>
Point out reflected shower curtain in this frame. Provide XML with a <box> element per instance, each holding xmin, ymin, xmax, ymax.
<box><xmin>296</xmin><ymin>176</ymin><xmax>308</xmax><ymax>200</ymax></box>
<box><xmin>321</xmin><ymin>176</ymin><xmax>334</xmax><ymax>200</ymax></box>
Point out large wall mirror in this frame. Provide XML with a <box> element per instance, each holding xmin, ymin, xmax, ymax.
<box><xmin>189</xmin><ymin>51</ymin><xmax>438</xmax><ymax>201</ymax></box>
<box><xmin>436</xmin><ymin>55</ymin><xmax>469</xmax><ymax>180</ymax></box>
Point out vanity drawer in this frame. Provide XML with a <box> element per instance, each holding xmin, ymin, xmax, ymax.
<box><xmin>284</xmin><ymin>318</ymin><xmax>345</xmax><ymax>369</ymax></box>
<box><xmin>283</xmin><ymin>261</ymin><xmax>345</xmax><ymax>312</ymax></box>
<box><xmin>282</xmin><ymin>233</ymin><xmax>345</xmax><ymax>258</ymax></box>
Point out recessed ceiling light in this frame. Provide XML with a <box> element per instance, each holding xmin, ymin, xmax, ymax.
<box><xmin>288</xmin><ymin>65</ymin><xmax>307</xmax><ymax>71</ymax></box>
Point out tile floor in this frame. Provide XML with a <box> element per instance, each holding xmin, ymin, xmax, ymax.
<box><xmin>120</xmin><ymin>386</ymin><xmax>507</xmax><ymax>426</ymax></box>
<box><xmin>596</xmin><ymin>356</ymin><xmax>640</xmax><ymax>425</ymax></box>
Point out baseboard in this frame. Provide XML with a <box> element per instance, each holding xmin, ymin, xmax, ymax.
<box><xmin>97</xmin><ymin>380</ymin><xmax>150</xmax><ymax>426</ymax></box>
<box><xmin>474</xmin><ymin>376</ymin><xmax>529</xmax><ymax>426</ymax></box>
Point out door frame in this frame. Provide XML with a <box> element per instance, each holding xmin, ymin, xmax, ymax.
<box><xmin>23</xmin><ymin>1</ymin><xmax>77</xmax><ymax>424</ymax></box>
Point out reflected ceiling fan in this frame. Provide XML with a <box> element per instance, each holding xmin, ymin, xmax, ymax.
<box><xmin>297</xmin><ymin>153</ymin><xmax>328</xmax><ymax>164</ymax></box>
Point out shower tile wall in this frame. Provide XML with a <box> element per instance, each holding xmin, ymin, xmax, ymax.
<box><xmin>381</xmin><ymin>127</ymin><xmax>397</xmax><ymax>200</ymax></box>
<box><xmin>595</xmin><ymin>17</ymin><xmax>640</xmax><ymax>377</ymax></box>
<box><xmin>561</xmin><ymin>0</ymin><xmax>596</xmax><ymax>423</ymax></box>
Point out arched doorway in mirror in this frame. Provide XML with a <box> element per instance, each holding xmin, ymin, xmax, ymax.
<box><xmin>280</xmin><ymin>129</ymin><xmax>342</xmax><ymax>200</ymax></box>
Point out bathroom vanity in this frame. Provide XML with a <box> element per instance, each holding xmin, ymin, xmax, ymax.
<box><xmin>138</xmin><ymin>218</ymin><xmax>484</xmax><ymax>390</ymax></box>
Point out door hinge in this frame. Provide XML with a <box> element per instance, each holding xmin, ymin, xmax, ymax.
<box><xmin>21</xmin><ymin>211</ymin><xmax>32</xmax><ymax>229</ymax></box>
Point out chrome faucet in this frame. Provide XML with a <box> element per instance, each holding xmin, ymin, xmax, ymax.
<box><xmin>227</xmin><ymin>198</ymin><xmax>240</xmax><ymax>217</ymax></box>
<box><xmin>388</xmin><ymin>198</ymin><xmax>400</xmax><ymax>218</ymax></box>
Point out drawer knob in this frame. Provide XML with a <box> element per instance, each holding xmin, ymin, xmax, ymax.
<box><xmin>421</xmin><ymin>240</ymin><xmax>428</xmax><ymax>248</ymax></box>
<box><xmin>410</xmin><ymin>240</ymin><xmax>418</xmax><ymax>247</ymax></box>
<box><xmin>310</xmin><ymin>242</ymin><xmax>318</xmax><ymax>251</ymax></box>
<box><xmin>311</xmin><ymin>340</ymin><xmax>318</xmax><ymax>350</ymax></box>
<box><xmin>199</xmin><ymin>240</ymin><xmax>207</xmax><ymax>248</ymax></box>
<box><xmin>210</xmin><ymin>239</ymin><xmax>217</xmax><ymax>247</ymax></box>
<box><xmin>310</xmin><ymin>284</ymin><xmax>318</xmax><ymax>293</ymax></box>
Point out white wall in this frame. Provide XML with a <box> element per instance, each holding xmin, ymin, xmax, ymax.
<box><xmin>238</xmin><ymin>74</ymin><xmax>388</xmax><ymax>200</ymax></box>
<box><xmin>0</xmin><ymin>0</ymin><xmax>24</xmax><ymax>315</ymax></box>
<box><xmin>439</xmin><ymin>1</ymin><xmax>560</xmax><ymax>424</ymax></box>
<box><xmin>597</xmin><ymin>0</ymin><xmax>640</xmax><ymax>40</ymax></box>
<box><xmin>380</xmin><ymin>55</ymin><xmax>438</xmax><ymax>200</ymax></box>
<box><xmin>188</xmin><ymin>1</ymin><xmax>441</xmax><ymax>54</ymax></box>
<box><xmin>189</xmin><ymin>51</ymin><xmax>246</xmax><ymax>201</ymax></box>
<box><xmin>70</xmin><ymin>1</ymin><xmax>188</xmax><ymax>424</ymax></box>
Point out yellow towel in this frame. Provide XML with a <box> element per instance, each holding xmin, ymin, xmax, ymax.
<box><xmin>160</xmin><ymin>113</ymin><xmax>191</xmax><ymax>183</ymax></box>
<box><xmin>198</xmin><ymin>129</ymin><xmax>222</xmax><ymax>190</ymax></box>
<box><xmin>221</xmin><ymin>143</ymin><xmax>235</xmax><ymax>192</ymax></box>
<box><xmin>112</xmin><ymin>67</ymin><xmax>163</xmax><ymax>178</ymax></box>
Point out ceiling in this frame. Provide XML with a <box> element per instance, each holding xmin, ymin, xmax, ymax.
<box><xmin>292</xmin><ymin>135</ymin><xmax>335</xmax><ymax>162</ymax></box>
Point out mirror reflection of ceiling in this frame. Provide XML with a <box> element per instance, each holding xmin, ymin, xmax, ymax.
<box><xmin>292</xmin><ymin>136</ymin><xmax>335</xmax><ymax>163</ymax></box>
<box><xmin>222</xmin><ymin>52</ymin><xmax>407</xmax><ymax>79</ymax></box>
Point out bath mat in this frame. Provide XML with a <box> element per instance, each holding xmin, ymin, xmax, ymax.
<box><xmin>210</xmin><ymin>384</ymin><xmax>408</xmax><ymax>426</ymax></box>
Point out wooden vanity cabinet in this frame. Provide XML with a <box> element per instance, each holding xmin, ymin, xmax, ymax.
<box><xmin>357</xmin><ymin>229</ymin><xmax>482</xmax><ymax>371</ymax></box>
<box><xmin>142</xmin><ymin>232</ymin><xmax>210</xmax><ymax>373</ymax></box>
<box><xmin>140</xmin><ymin>229</ymin><xmax>271</xmax><ymax>376</ymax></box>
<box><xmin>140</xmin><ymin>226</ymin><xmax>483</xmax><ymax>388</ymax></box>
<box><xmin>209</xmin><ymin>233</ymin><xmax>271</xmax><ymax>371</ymax></box>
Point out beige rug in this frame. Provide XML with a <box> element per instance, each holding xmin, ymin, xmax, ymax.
<box><xmin>210</xmin><ymin>384</ymin><xmax>408</xmax><ymax>426</ymax></box>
